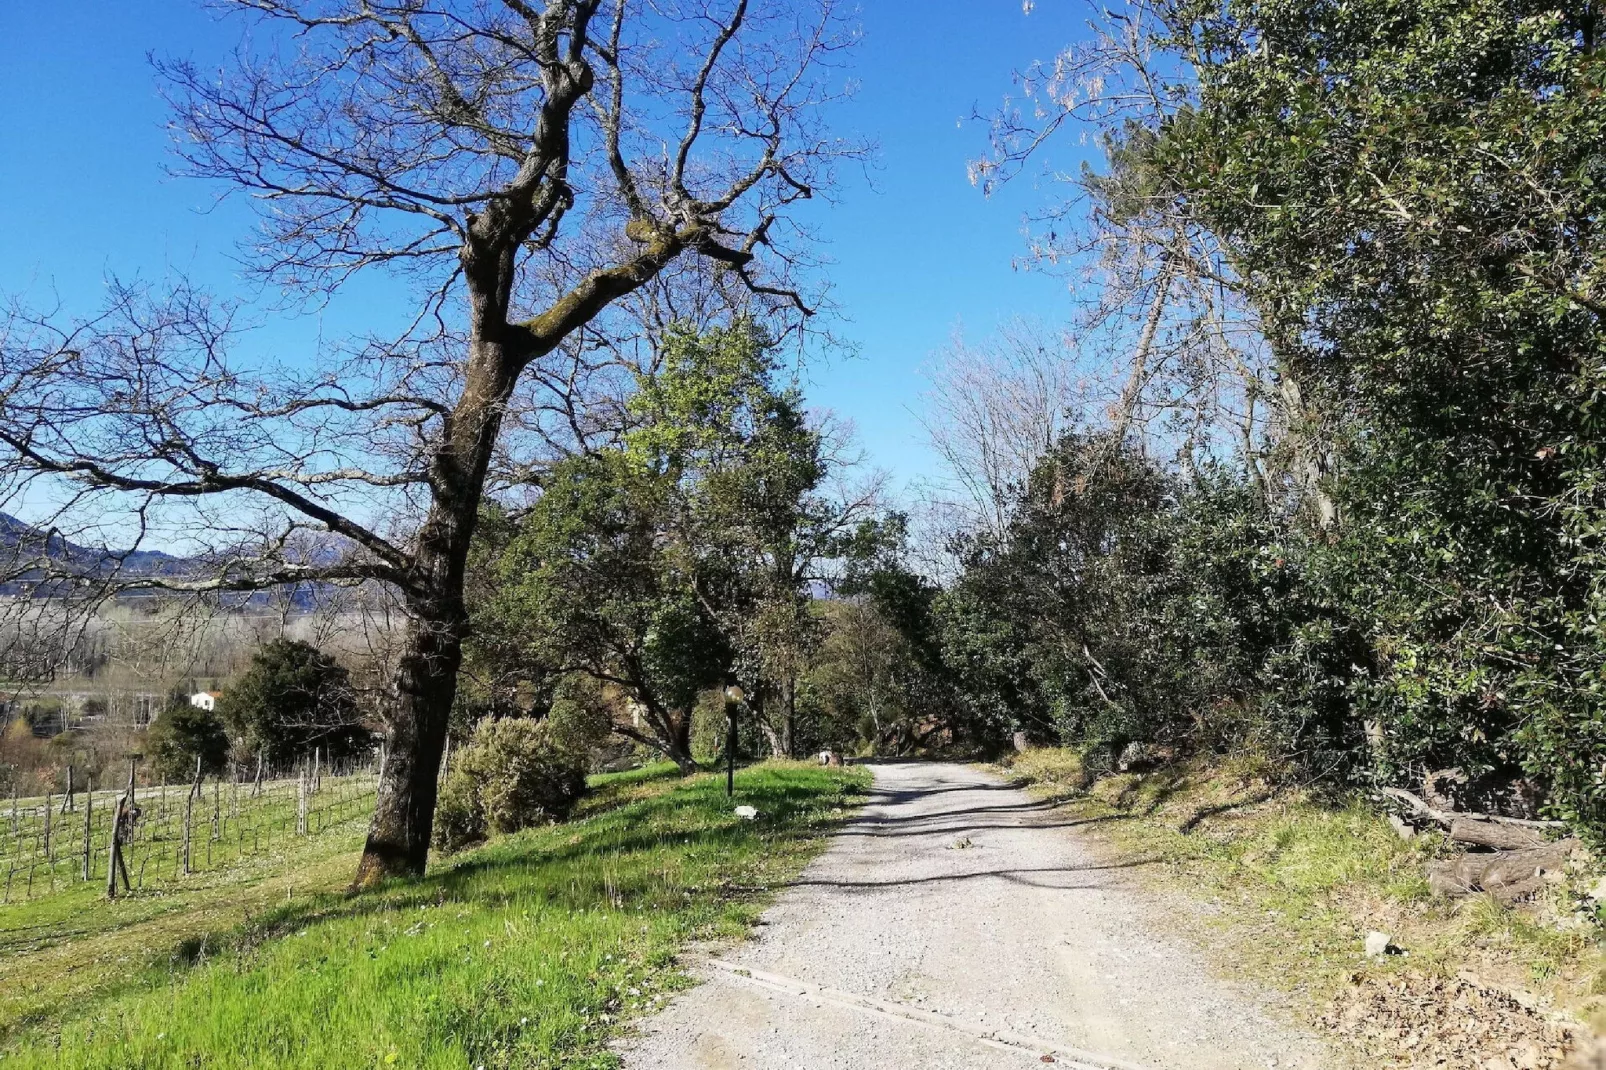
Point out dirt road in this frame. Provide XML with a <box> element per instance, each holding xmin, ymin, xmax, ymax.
<box><xmin>617</xmin><ymin>761</ymin><xmax>1333</xmax><ymax>1070</ymax></box>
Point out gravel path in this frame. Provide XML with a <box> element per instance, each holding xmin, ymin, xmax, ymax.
<box><xmin>616</xmin><ymin>761</ymin><xmax>1334</xmax><ymax>1070</ymax></box>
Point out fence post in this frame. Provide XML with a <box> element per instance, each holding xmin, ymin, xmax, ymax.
<box><xmin>60</xmin><ymin>765</ymin><xmax>74</xmax><ymax>814</ymax></box>
<box><xmin>43</xmin><ymin>795</ymin><xmax>52</xmax><ymax>862</ymax></box>
<box><xmin>182</xmin><ymin>757</ymin><xmax>201</xmax><ymax>875</ymax></box>
<box><xmin>81</xmin><ymin>777</ymin><xmax>93</xmax><ymax>881</ymax></box>
<box><xmin>106</xmin><ymin>797</ymin><xmax>124</xmax><ymax>899</ymax></box>
<box><xmin>296</xmin><ymin>766</ymin><xmax>309</xmax><ymax>836</ymax></box>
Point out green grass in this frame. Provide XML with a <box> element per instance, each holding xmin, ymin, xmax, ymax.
<box><xmin>0</xmin><ymin>760</ymin><xmax>868</xmax><ymax>1069</ymax></box>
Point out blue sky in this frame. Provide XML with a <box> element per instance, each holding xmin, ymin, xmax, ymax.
<box><xmin>0</xmin><ymin>1</ymin><xmax>1091</xmax><ymax>497</ymax></box>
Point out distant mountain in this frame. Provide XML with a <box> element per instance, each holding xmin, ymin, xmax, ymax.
<box><xmin>0</xmin><ymin>513</ymin><xmax>341</xmax><ymax>607</ymax></box>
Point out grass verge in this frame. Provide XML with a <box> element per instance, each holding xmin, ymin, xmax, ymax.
<box><xmin>1002</xmin><ymin>748</ymin><xmax>1604</xmax><ymax>1068</ymax></box>
<box><xmin>0</xmin><ymin>759</ymin><xmax>867</xmax><ymax>1069</ymax></box>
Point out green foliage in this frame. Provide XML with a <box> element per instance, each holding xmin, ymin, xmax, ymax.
<box><xmin>218</xmin><ymin>639</ymin><xmax>369</xmax><ymax>767</ymax></box>
<box><xmin>803</xmin><ymin>514</ymin><xmax>969</xmax><ymax>756</ymax></box>
<box><xmin>145</xmin><ymin>701</ymin><xmax>230</xmax><ymax>780</ymax></box>
<box><xmin>952</xmin><ymin>0</ymin><xmax>1606</xmax><ymax>835</ymax></box>
<box><xmin>938</xmin><ymin>434</ymin><xmax>1372</xmax><ymax>776</ymax></box>
<box><xmin>434</xmin><ymin>717</ymin><xmax>589</xmax><ymax>853</ymax></box>
<box><xmin>1148</xmin><ymin>0</ymin><xmax>1606</xmax><ymax>829</ymax></box>
<box><xmin>473</xmin><ymin>321</ymin><xmax>841</xmax><ymax>767</ymax></box>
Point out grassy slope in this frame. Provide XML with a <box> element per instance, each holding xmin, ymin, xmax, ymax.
<box><xmin>0</xmin><ymin>760</ymin><xmax>867</xmax><ymax>1069</ymax></box>
<box><xmin>1003</xmin><ymin>749</ymin><xmax>1605</xmax><ymax>1064</ymax></box>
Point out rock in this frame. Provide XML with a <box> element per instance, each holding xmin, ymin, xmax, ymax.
<box><xmin>734</xmin><ymin>805</ymin><xmax>758</xmax><ymax>820</ymax></box>
<box><xmin>1364</xmin><ymin>930</ymin><xmax>1393</xmax><ymax>958</ymax></box>
<box><xmin>1116</xmin><ymin>742</ymin><xmax>1153</xmax><ymax>773</ymax></box>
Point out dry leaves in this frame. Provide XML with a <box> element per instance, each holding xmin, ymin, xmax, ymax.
<box><xmin>1319</xmin><ymin>970</ymin><xmax>1577</xmax><ymax>1069</ymax></box>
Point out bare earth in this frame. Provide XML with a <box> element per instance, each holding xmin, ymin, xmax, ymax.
<box><xmin>617</xmin><ymin>761</ymin><xmax>1334</xmax><ymax>1070</ymax></box>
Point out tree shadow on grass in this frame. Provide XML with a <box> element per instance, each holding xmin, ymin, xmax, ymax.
<box><xmin>0</xmin><ymin>768</ymin><xmax>864</xmax><ymax>1048</ymax></box>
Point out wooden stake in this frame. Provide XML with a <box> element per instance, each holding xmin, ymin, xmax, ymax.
<box><xmin>182</xmin><ymin>757</ymin><xmax>202</xmax><ymax>875</ymax></box>
<box><xmin>81</xmin><ymin>778</ymin><xmax>92</xmax><ymax>882</ymax></box>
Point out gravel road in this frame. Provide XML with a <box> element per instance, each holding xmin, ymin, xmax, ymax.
<box><xmin>616</xmin><ymin>761</ymin><xmax>1333</xmax><ymax>1070</ymax></box>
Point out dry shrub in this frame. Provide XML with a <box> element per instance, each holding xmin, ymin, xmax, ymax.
<box><xmin>434</xmin><ymin>717</ymin><xmax>587</xmax><ymax>853</ymax></box>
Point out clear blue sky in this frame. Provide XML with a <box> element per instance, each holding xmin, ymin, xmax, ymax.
<box><xmin>0</xmin><ymin>2</ymin><xmax>1091</xmax><ymax>496</ymax></box>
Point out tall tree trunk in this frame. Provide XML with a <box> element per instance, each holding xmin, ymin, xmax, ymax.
<box><xmin>782</xmin><ymin>674</ymin><xmax>797</xmax><ymax>759</ymax></box>
<box><xmin>352</xmin><ymin>325</ymin><xmax>511</xmax><ymax>887</ymax></box>
<box><xmin>351</xmin><ymin>598</ymin><xmax>465</xmax><ymax>888</ymax></box>
<box><xmin>1277</xmin><ymin>371</ymin><xmax>1339</xmax><ymax>531</ymax></box>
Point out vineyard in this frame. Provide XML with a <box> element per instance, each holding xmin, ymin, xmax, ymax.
<box><xmin>0</xmin><ymin>758</ymin><xmax>379</xmax><ymax>904</ymax></box>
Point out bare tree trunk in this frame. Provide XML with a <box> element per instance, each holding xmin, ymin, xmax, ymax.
<box><xmin>352</xmin><ymin>590</ymin><xmax>465</xmax><ymax>887</ymax></box>
<box><xmin>665</xmin><ymin>711</ymin><xmax>698</xmax><ymax>774</ymax></box>
<box><xmin>1109</xmin><ymin>260</ymin><xmax>1176</xmax><ymax>446</ymax></box>
<box><xmin>351</xmin><ymin>316</ymin><xmax>507</xmax><ymax>886</ymax></box>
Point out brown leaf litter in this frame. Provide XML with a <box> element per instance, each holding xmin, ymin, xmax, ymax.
<box><xmin>1319</xmin><ymin>969</ymin><xmax>1583</xmax><ymax>1069</ymax></box>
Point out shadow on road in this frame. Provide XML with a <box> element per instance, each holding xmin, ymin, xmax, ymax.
<box><xmin>786</xmin><ymin>857</ymin><xmax>1164</xmax><ymax>891</ymax></box>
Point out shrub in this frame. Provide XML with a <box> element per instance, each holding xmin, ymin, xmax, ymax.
<box><xmin>147</xmin><ymin>701</ymin><xmax>230</xmax><ymax>781</ymax></box>
<box><xmin>219</xmin><ymin>639</ymin><xmax>370</xmax><ymax>766</ymax></box>
<box><xmin>433</xmin><ymin>717</ymin><xmax>588</xmax><ymax>852</ymax></box>
<box><xmin>542</xmin><ymin>676</ymin><xmax>615</xmax><ymax>766</ymax></box>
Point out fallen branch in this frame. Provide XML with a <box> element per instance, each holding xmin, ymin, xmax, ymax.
<box><xmin>1378</xmin><ymin>787</ymin><xmax>1566</xmax><ymax>832</ymax></box>
<box><xmin>1427</xmin><ymin>839</ymin><xmax>1580</xmax><ymax>903</ymax></box>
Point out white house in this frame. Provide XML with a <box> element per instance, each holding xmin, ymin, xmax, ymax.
<box><xmin>189</xmin><ymin>691</ymin><xmax>223</xmax><ymax>712</ymax></box>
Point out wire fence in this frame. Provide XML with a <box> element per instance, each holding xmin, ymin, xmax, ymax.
<box><xmin>0</xmin><ymin>753</ymin><xmax>379</xmax><ymax>903</ymax></box>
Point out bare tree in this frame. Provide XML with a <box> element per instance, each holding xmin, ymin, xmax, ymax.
<box><xmin>0</xmin><ymin>0</ymin><xmax>860</xmax><ymax>885</ymax></box>
<box><xmin>916</xmin><ymin>320</ymin><xmax>1093</xmax><ymax>540</ymax></box>
<box><xmin>968</xmin><ymin>1</ymin><xmax>1329</xmax><ymax>524</ymax></box>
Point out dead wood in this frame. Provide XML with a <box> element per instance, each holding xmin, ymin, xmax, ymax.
<box><xmin>1427</xmin><ymin>839</ymin><xmax>1579</xmax><ymax>901</ymax></box>
<box><xmin>1379</xmin><ymin>787</ymin><xmax>1565</xmax><ymax>832</ymax></box>
<box><xmin>1448</xmin><ymin>817</ymin><xmax>1547</xmax><ymax>852</ymax></box>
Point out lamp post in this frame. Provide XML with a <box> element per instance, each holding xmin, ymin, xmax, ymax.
<box><xmin>723</xmin><ymin>684</ymin><xmax>744</xmax><ymax>797</ymax></box>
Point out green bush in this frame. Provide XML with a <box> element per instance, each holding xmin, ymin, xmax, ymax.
<box><xmin>219</xmin><ymin>639</ymin><xmax>370</xmax><ymax>766</ymax></box>
<box><xmin>434</xmin><ymin>717</ymin><xmax>588</xmax><ymax>852</ymax></box>
<box><xmin>147</xmin><ymin>701</ymin><xmax>230</xmax><ymax>781</ymax></box>
<box><xmin>542</xmin><ymin>675</ymin><xmax>615</xmax><ymax>765</ymax></box>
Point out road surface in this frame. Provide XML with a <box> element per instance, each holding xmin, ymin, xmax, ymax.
<box><xmin>617</xmin><ymin>761</ymin><xmax>1332</xmax><ymax>1070</ymax></box>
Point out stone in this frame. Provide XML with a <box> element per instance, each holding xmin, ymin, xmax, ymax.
<box><xmin>1364</xmin><ymin>930</ymin><xmax>1393</xmax><ymax>958</ymax></box>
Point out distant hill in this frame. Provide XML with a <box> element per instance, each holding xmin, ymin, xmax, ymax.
<box><xmin>0</xmin><ymin>513</ymin><xmax>336</xmax><ymax>606</ymax></box>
